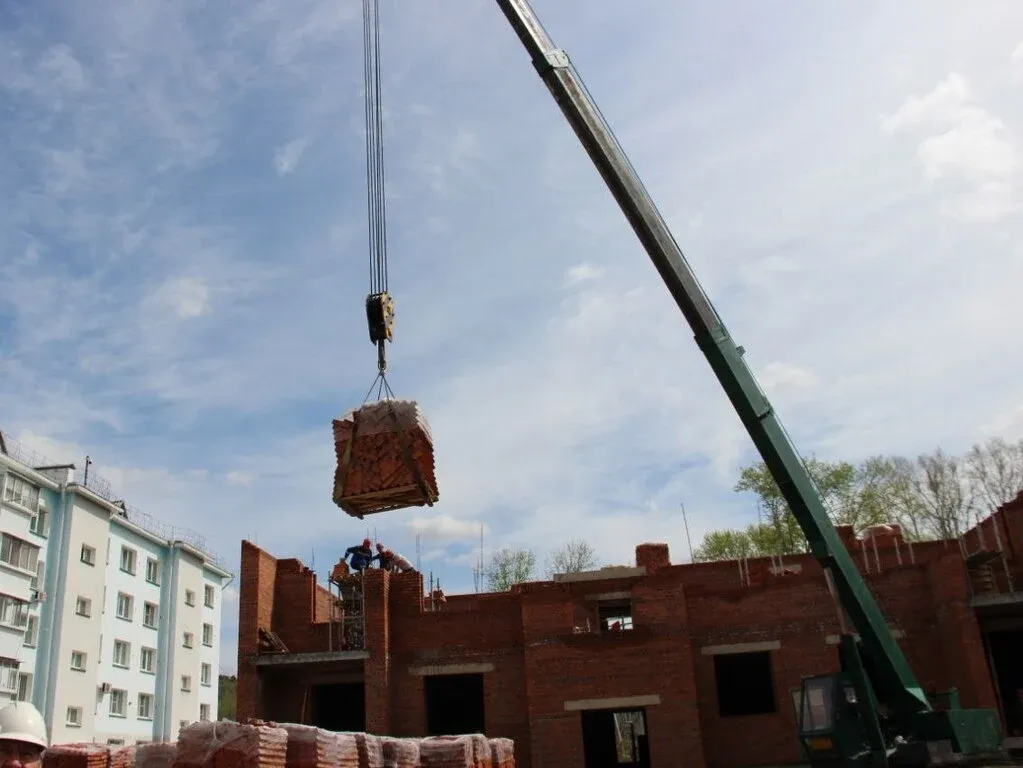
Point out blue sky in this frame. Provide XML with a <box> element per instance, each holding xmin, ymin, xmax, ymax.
<box><xmin>3</xmin><ymin>1</ymin><xmax>1023</xmax><ymax>675</ymax></box>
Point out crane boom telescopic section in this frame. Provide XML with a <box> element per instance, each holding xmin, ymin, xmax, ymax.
<box><xmin>493</xmin><ymin>0</ymin><xmax>928</xmax><ymax>715</ymax></box>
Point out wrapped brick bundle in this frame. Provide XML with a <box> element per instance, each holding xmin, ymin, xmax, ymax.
<box><xmin>136</xmin><ymin>743</ymin><xmax>178</xmax><ymax>768</ymax></box>
<box><xmin>332</xmin><ymin>400</ymin><xmax>439</xmax><ymax>518</ymax></box>
<box><xmin>380</xmin><ymin>738</ymin><xmax>419</xmax><ymax>768</ymax></box>
<box><xmin>353</xmin><ymin>734</ymin><xmax>383</xmax><ymax>768</ymax></box>
<box><xmin>109</xmin><ymin>747</ymin><xmax>137</xmax><ymax>768</ymax></box>
<box><xmin>488</xmin><ymin>740</ymin><xmax>514</xmax><ymax>768</ymax></box>
<box><xmin>419</xmin><ymin>737</ymin><xmax>472</xmax><ymax>768</ymax></box>
<box><xmin>43</xmin><ymin>744</ymin><xmax>109</xmax><ymax>768</ymax></box>
<box><xmin>467</xmin><ymin>736</ymin><xmax>491</xmax><ymax>768</ymax></box>
<box><xmin>281</xmin><ymin>724</ymin><xmax>339</xmax><ymax>768</ymax></box>
<box><xmin>336</xmin><ymin>734</ymin><xmax>358</xmax><ymax>768</ymax></box>
<box><xmin>174</xmin><ymin>721</ymin><xmax>288</xmax><ymax>768</ymax></box>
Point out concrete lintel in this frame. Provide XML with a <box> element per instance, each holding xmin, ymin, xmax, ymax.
<box><xmin>409</xmin><ymin>662</ymin><xmax>495</xmax><ymax>677</ymax></box>
<box><xmin>250</xmin><ymin>650</ymin><xmax>369</xmax><ymax>666</ymax></box>
<box><xmin>701</xmin><ymin>640</ymin><xmax>781</xmax><ymax>656</ymax></box>
<box><xmin>553</xmin><ymin>567</ymin><xmax>646</xmax><ymax>584</ymax></box>
<box><xmin>825</xmin><ymin>630</ymin><xmax>904</xmax><ymax>645</ymax></box>
<box><xmin>564</xmin><ymin>694</ymin><xmax>660</xmax><ymax>712</ymax></box>
<box><xmin>585</xmin><ymin>591</ymin><xmax>632</xmax><ymax>602</ymax></box>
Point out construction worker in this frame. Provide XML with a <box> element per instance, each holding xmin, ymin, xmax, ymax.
<box><xmin>0</xmin><ymin>701</ymin><xmax>48</xmax><ymax>767</ymax></box>
<box><xmin>376</xmin><ymin>543</ymin><xmax>415</xmax><ymax>573</ymax></box>
<box><xmin>343</xmin><ymin>538</ymin><xmax>376</xmax><ymax>573</ymax></box>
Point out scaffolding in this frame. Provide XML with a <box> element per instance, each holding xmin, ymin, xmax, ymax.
<box><xmin>328</xmin><ymin>566</ymin><xmax>367</xmax><ymax>651</ymax></box>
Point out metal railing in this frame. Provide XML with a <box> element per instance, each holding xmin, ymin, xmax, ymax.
<box><xmin>1</xmin><ymin>431</ymin><xmax>228</xmax><ymax>571</ymax></box>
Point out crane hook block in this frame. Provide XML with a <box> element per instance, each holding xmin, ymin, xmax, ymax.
<box><xmin>365</xmin><ymin>292</ymin><xmax>395</xmax><ymax>345</ymax></box>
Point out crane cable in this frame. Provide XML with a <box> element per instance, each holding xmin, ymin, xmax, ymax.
<box><xmin>362</xmin><ymin>0</ymin><xmax>395</xmax><ymax>402</ymax></box>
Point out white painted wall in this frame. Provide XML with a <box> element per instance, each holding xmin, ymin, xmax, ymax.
<box><xmin>49</xmin><ymin>498</ymin><xmax>108</xmax><ymax>746</ymax></box>
<box><xmin>198</xmin><ymin>570</ymin><xmax>223</xmax><ymax>722</ymax></box>
<box><xmin>168</xmin><ymin>549</ymin><xmax>205</xmax><ymax>733</ymax></box>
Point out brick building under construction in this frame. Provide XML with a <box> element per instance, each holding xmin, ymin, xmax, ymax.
<box><xmin>236</xmin><ymin>494</ymin><xmax>1023</xmax><ymax>768</ymax></box>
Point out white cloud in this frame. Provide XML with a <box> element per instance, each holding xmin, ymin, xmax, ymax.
<box><xmin>1012</xmin><ymin>41</ymin><xmax>1023</xmax><ymax>64</ymax></box>
<box><xmin>563</xmin><ymin>262</ymin><xmax>605</xmax><ymax>286</ymax></box>
<box><xmin>405</xmin><ymin>514</ymin><xmax>488</xmax><ymax>541</ymax></box>
<box><xmin>149</xmin><ymin>277</ymin><xmax>212</xmax><ymax>319</ymax></box>
<box><xmin>274</xmin><ymin>138</ymin><xmax>309</xmax><ymax>176</ymax></box>
<box><xmin>880</xmin><ymin>73</ymin><xmax>1021</xmax><ymax>220</ymax></box>
<box><xmin>225</xmin><ymin>471</ymin><xmax>254</xmax><ymax>487</ymax></box>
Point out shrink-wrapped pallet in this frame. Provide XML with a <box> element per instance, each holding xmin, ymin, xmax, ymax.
<box><xmin>282</xmin><ymin>724</ymin><xmax>339</xmax><ymax>768</ymax></box>
<box><xmin>336</xmin><ymin>734</ymin><xmax>359</xmax><ymax>768</ymax></box>
<box><xmin>174</xmin><ymin>721</ymin><xmax>288</xmax><ymax>768</ymax></box>
<box><xmin>419</xmin><ymin>737</ymin><xmax>473</xmax><ymax>768</ymax></box>
<box><xmin>136</xmin><ymin>743</ymin><xmax>178</xmax><ymax>768</ymax></box>
<box><xmin>43</xmin><ymin>744</ymin><xmax>109</xmax><ymax>768</ymax></box>
<box><xmin>353</xmin><ymin>734</ymin><xmax>383</xmax><ymax>768</ymax></box>
<box><xmin>467</xmin><ymin>735</ymin><xmax>491</xmax><ymax>768</ymax></box>
<box><xmin>488</xmin><ymin>740</ymin><xmax>514</xmax><ymax>768</ymax></box>
<box><xmin>380</xmin><ymin>737</ymin><xmax>418</xmax><ymax>768</ymax></box>
<box><xmin>109</xmin><ymin>747</ymin><xmax>137</xmax><ymax>768</ymax></box>
<box><xmin>331</xmin><ymin>400</ymin><xmax>438</xmax><ymax>518</ymax></box>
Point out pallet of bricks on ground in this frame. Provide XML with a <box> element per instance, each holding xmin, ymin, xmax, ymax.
<box><xmin>332</xmin><ymin>399</ymin><xmax>439</xmax><ymax>518</ymax></box>
<box><xmin>44</xmin><ymin>723</ymin><xmax>512</xmax><ymax>768</ymax></box>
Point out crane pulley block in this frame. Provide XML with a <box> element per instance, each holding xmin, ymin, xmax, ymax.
<box><xmin>365</xmin><ymin>292</ymin><xmax>395</xmax><ymax>345</ymax></box>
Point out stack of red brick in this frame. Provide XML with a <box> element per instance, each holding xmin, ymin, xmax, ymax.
<box><xmin>43</xmin><ymin>723</ymin><xmax>513</xmax><ymax>768</ymax></box>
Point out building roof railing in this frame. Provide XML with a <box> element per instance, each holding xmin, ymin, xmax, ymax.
<box><xmin>1</xmin><ymin>429</ymin><xmax>229</xmax><ymax>571</ymax></box>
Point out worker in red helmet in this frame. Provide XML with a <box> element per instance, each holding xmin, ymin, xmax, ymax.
<box><xmin>376</xmin><ymin>542</ymin><xmax>415</xmax><ymax>573</ymax></box>
<box><xmin>343</xmin><ymin>538</ymin><xmax>376</xmax><ymax>573</ymax></box>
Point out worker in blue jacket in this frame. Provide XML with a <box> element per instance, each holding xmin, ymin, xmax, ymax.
<box><xmin>343</xmin><ymin>538</ymin><xmax>377</xmax><ymax>573</ymax></box>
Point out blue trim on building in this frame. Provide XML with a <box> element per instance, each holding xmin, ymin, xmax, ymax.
<box><xmin>38</xmin><ymin>484</ymin><xmax>72</xmax><ymax>740</ymax></box>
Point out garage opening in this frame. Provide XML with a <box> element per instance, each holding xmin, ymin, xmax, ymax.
<box><xmin>988</xmin><ymin>630</ymin><xmax>1023</xmax><ymax>737</ymax></box>
<box><xmin>312</xmin><ymin>682</ymin><xmax>365</xmax><ymax>732</ymax></box>
<box><xmin>580</xmin><ymin>708</ymin><xmax>650</xmax><ymax>768</ymax></box>
<box><xmin>425</xmin><ymin>673</ymin><xmax>485</xmax><ymax>736</ymax></box>
<box><xmin>714</xmin><ymin>650</ymin><xmax>777</xmax><ymax>717</ymax></box>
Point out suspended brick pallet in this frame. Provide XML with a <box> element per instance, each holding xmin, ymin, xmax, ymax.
<box><xmin>332</xmin><ymin>399</ymin><xmax>439</xmax><ymax>519</ymax></box>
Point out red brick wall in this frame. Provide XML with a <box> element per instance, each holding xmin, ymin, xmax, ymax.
<box><xmin>237</xmin><ymin>512</ymin><xmax>1015</xmax><ymax>768</ymax></box>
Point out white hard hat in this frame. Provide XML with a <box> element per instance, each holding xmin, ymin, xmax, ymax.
<box><xmin>0</xmin><ymin>701</ymin><xmax>48</xmax><ymax>749</ymax></box>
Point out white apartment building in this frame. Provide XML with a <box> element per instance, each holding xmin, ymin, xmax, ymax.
<box><xmin>0</xmin><ymin>433</ymin><xmax>232</xmax><ymax>746</ymax></box>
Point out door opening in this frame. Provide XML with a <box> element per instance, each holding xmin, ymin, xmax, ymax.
<box><xmin>424</xmin><ymin>673</ymin><xmax>485</xmax><ymax>736</ymax></box>
<box><xmin>312</xmin><ymin>682</ymin><xmax>365</xmax><ymax>732</ymax></box>
<box><xmin>988</xmin><ymin>630</ymin><xmax>1023</xmax><ymax>737</ymax></box>
<box><xmin>580</xmin><ymin>708</ymin><xmax>649</xmax><ymax>768</ymax></box>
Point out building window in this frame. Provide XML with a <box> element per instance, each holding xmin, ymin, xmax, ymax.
<box><xmin>81</xmin><ymin>544</ymin><xmax>96</xmax><ymax>566</ymax></box>
<box><xmin>23</xmin><ymin>616</ymin><xmax>38</xmax><ymax>648</ymax></box>
<box><xmin>30</xmin><ymin>560</ymin><xmax>44</xmax><ymax>594</ymax></box>
<box><xmin>2</xmin><ymin>475</ymin><xmax>39</xmax><ymax>510</ymax></box>
<box><xmin>143</xmin><ymin>601</ymin><xmax>158</xmax><ymax>628</ymax></box>
<box><xmin>202</xmin><ymin>623</ymin><xmax>213</xmax><ymax>646</ymax></box>
<box><xmin>70</xmin><ymin>651</ymin><xmax>86</xmax><ymax>671</ymax></box>
<box><xmin>181</xmin><ymin>675</ymin><xmax>192</xmax><ymax>692</ymax></box>
<box><xmin>119</xmin><ymin>546</ymin><xmax>137</xmax><ymax>575</ymax></box>
<box><xmin>185</xmin><ymin>589</ymin><xmax>196</xmax><ymax>607</ymax></box>
<box><xmin>199</xmin><ymin>704</ymin><xmax>211</xmax><ymax>722</ymax></box>
<box><xmin>109</xmin><ymin>689</ymin><xmax>127</xmax><ymax>717</ymax></box>
<box><xmin>201</xmin><ymin>663</ymin><xmax>211</xmax><ymax>687</ymax></box>
<box><xmin>0</xmin><ymin>660</ymin><xmax>18</xmax><ymax>694</ymax></box>
<box><xmin>116</xmin><ymin>592</ymin><xmax>134</xmax><ymax>621</ymax></box>
<box><xmin>0</xmin><ymin>533</ymin><xmax>40</xmax><ymax>574</ymax></box>
<box><xmin>146</xmin><ymin>558</ymin><xmax>161</xmax><ymax>585</ymax></box>
<box><xmin>107</xmin><ymin>740</ymin><xmax>124</xmax><ymax>747</ymax></box>
<box><xmin>112</xmin><ymin>640</ymin><xmax>130</xmax><ymax>668</ymax></box>
<box><xmin>16</xmin><ymin>673</ymin><xmax>31</xmax><ymax>702</ymax></box>
<box><xmin>714</xmin><ymin>651</ymin><xmax>778</xmax><ymax>717</ymax></box>
<box><xmin>29</xmin><ymin>507</ymin><xmax>49</xmax><ymax>537</ymax></box>
<box><xmin>66</xmin><ymin>707</ymin><xmax>82</xmax><ymax>727</ymax></box>
<box><xmin>75</xmin><ymin>596</ymin><xmax>92</xmax><ymax>617</ymax></box>
<box><xmin>0</xmin><ymin>595</ymin><xmax>28</xmax><ymax>628</ymax></box>
<box><xmin>204</xmin><ymin>585</ymin><xmax>215</xmax><ymax>608</ymax></box>
<box><xmin>138</xmin><ymin>693</ymin><xmax>154</xmax><ymax>721</ymax></box>
<box><xmin>183</xmin><ymin>632</ymin><xmax>194</xmax><ymax>649</ymax></box>
<box><xmin>140</xmin><ymin>647</ymin><xmax>156</xmax><ymax>674</ymax></box>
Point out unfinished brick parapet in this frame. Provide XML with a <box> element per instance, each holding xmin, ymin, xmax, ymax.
<box><xmin>237</xmin><ymin>500</ymin><xmax>1023</xmax><ymax>768</ymax></box>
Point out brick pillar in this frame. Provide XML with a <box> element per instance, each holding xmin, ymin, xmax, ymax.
<box><xmin>363</xmin><ymin>568</ymin><xmax>391</xmax><ymax>734</ymax></box>
<box><xmin>927</xmin><ymin>553</ymin><xmax>998</xmax><ymax>710</ymax></box>
<box><xmin>635</xmin><ymin>543</ymin><xmax>670</xmax><ymax>571</ymax></box>
<box><xmin>237</xmin><ymin>541</ymin><xmax>278</xmax><ymax>720</ymax></box>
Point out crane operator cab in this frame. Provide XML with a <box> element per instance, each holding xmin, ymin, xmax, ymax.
<box><xmin>797</xmin><ymin>673</ymin><xmax>871</xmax><ymax>767</ymax></box>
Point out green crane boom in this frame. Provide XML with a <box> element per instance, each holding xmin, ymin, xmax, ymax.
<box><xmin>492</xmin><ymin>1</ymin><xmax>1005</xmax><ymax>765</ymax></box>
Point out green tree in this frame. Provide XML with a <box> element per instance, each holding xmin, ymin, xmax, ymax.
<box><xmin>484</xmin><ymin>548</ymin><xmax>537</xmax><ymax>591</ymax></box>
<box><xmin>218</xmin><ymin>675</ymin><xmax>237</xmax><ymax>720</ymax></box>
